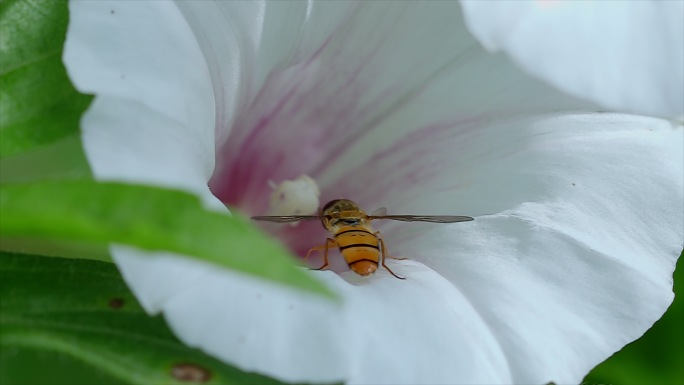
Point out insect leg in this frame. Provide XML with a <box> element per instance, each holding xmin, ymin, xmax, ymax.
<box><xmin>378</xmin><ymin>235</ymin><xmax>405</xmax><ymax>280</ymax></box>
<box><xmin>374</xmin><ymin>231</ymin><xmax>406</xmax><ymax>260</ymax></box>
<box><xmin>307</xmin><ymin>238</ymin><xmax>336</xmax><ymax>271</ymax></box>
<box><xmin>304</xmin><ymin>244</ymin><xmax>326</xmax><ymax>262</ymax></box>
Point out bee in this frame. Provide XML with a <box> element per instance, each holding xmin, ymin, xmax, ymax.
<box><xmin>251</xmin><ymin>199</ymin><xmax>473</xmax><ymax>279</ymax></box>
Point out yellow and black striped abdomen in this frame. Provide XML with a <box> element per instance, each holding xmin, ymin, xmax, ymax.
<box><xmin>334</xmin><ymin>226</ymin><xmax>379</xmax><ymax>276</ymax></box>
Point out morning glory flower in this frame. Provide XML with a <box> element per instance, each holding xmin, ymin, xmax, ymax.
<box><xmin>63</xmin><ymin>1</ymin><xmax>683</xmax><ymax>384</ymax></box>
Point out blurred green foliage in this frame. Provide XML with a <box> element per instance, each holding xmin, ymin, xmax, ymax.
<box><xmin>0</xmin><ymin>181</ymin><xmax>336</xmax><ymax>298</ymax></box>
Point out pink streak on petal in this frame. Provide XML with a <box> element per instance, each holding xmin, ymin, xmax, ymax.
<box><xmin>207</xmin><ymin>6</ymin><xmax>489</xmax><ymax>258</ymax></box>
<box><xmin>210</xmin><ymin>43</ymin><xmax>419</xmax><ymax>213</ymax></box>
<box><xmin>208</xmin><ymin>51</ymin><xmax>489</xmax><ymax>256</ymax></box>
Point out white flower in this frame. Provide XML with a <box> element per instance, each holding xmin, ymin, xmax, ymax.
<box><xmin>64</xmin><ymin>1</ymin><xmax>683</xmax><ymax>384</ymax></box>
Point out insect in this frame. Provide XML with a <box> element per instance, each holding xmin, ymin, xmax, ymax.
<box><xmin>251</xmin><ymin>199</ymin><xmax>474</xmax><ymax>279</ymax></box>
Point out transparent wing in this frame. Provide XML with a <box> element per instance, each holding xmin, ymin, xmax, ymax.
<box><xmin>251</xmin><ymin>215</ymin><xmax>321</xmax><ymax>223</ymax></box>
<box><xmin>370</xmin><ymin>207</ymin><xmax>388</xmax><ymax>216</ymax></box>
<box><xmin>369</xmin><ymin>215</ymin><xmax>474</xmax><ymax>223</ymax></box>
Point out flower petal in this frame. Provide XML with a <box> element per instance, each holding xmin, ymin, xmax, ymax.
<box><xmin>355</xmin><ymin>113</ymin><xmax>682</xmax><ymax>384</ymax></box>
<box><xmin>114</xmin><ymin>249</ymin><xmax>512</xmax><ymax>384</ymax></box>
<box><xmin>64</xmin><ymin>0</ymin><xmax>219</xmax><ymax>208</ymax></box>
<box><xmin>205</xmin><ymin>1</ymin><xmax>595</xmax><ymax>216</ymax></box>
<box><xmin>174</xmin><ymin>0</ymin><xmax>266</xmax><ymax>144</ymax></box>
<box><xmin>460</xmin><ymin>0</ymin><xmax>684</xmax><ymax>118</ymax></box>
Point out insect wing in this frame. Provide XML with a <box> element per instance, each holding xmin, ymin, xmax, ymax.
<box><xmin>370</xmin><ymin>215</ymin><xmax>474</xmax><ymax>223</ymax></box>
<box><xmin>250</xmin><ymin>215</ymin><xmax>321</xmax><ymax>223</ymax></box>
<box><xmin>370</xmin><ymin>207</ymin><xmax>388</xmax><ymax>216</ymax></box>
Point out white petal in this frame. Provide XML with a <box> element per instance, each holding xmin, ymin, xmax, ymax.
<box><xmin>174</xmin><ymin>0</ymin><xmax>266</xmax><ymax>144</ymax></box>
<box><xmin>114</xmin><ymin>250</ymin><xmax>511</xmax><ymax>384</ymax></box>
<box><xmin>79</xmin><ymin>96</ymin><xmax>223</xmax><ymax>211</ymax></box>
<box><xmin>64</xmin><ymin>0</ymin><xmax>220</xmax><ymax>209</ymax></box>
<box><xmin>460</xmin><ymin>0</ymin><xmax>684</xmax><ymax>118</ymax></box>
<box><xmin>371</xmin><ymin>113</ymin><xmax>683</xmax><ymax>384</ymax></box>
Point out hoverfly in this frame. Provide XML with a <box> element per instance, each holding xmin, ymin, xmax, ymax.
<box><xmin>252</xmin><ymin>199</ymin><xmax>473</xmax><ymax>279</ymax></box>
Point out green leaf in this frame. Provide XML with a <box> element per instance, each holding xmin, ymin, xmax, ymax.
<box><xmin>583</xmin><ymin>249</ymin><xmax>684</xmax><ymax>385</ymax></box>
<box><xmin>0</xmin><ymin>252</ymin><xmax>288</xmax><ymax>385</ymax></box>
<box><xmin>0</xmin><ymin>0</ymin><xmax>93</xmax><ymax>158</ymax></box>
<box><xmin>0</xmin><ymin>135</ymin><xmax>92</xmax><ymax>183</ymax></box>
<box><xmin>1</xmin><ymin>346</ymin><xmax>123</xmax><ymax>385</ymax></box>
<box><xmin>0</xmin><ymin>180</ymin><xmax>336</xmax><ymax>299</ymax></box>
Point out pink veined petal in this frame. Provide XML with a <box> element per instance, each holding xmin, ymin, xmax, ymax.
<box><xmin>194</xmin><ymin>1</ymin><xmax>594</xmax><ymax>225</ymax></box>
<box><xmin>459</xmin><ymin>0</ymin><xmax>684</xmax><ymax>118</ymax></box>
<box><xmin>351</xmin><ymin>113</ymin><xmax>683</xmax><ymax>384</ymax></box>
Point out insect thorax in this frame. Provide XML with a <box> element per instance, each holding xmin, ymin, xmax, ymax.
<box><xmin>320</xmin><ymin>199</ymin><xmax>370</xmax><ymax>232</ymax></box>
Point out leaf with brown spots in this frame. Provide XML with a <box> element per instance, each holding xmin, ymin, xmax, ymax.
<box><xmin>0</xmin><ymin>252</ymin><xmax>292</xmax><ymax>385</ymax></box>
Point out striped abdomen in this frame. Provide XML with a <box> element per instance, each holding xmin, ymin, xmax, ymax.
<box><xmin>334</xmin><ymin>226</ymin><xmax>379</xmax><ymax>276</ymax></box>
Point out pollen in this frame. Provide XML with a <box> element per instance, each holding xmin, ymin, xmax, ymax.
<box><xmin>267</xmin><ymin>175</ymin><xmax>320</xmax><ymax>223</ymax></box>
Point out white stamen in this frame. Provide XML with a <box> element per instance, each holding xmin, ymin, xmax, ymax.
<box><xmin>267</xmin><ymin>175</ymin><xmax>321</xmax><ymax>224</ymax></box>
